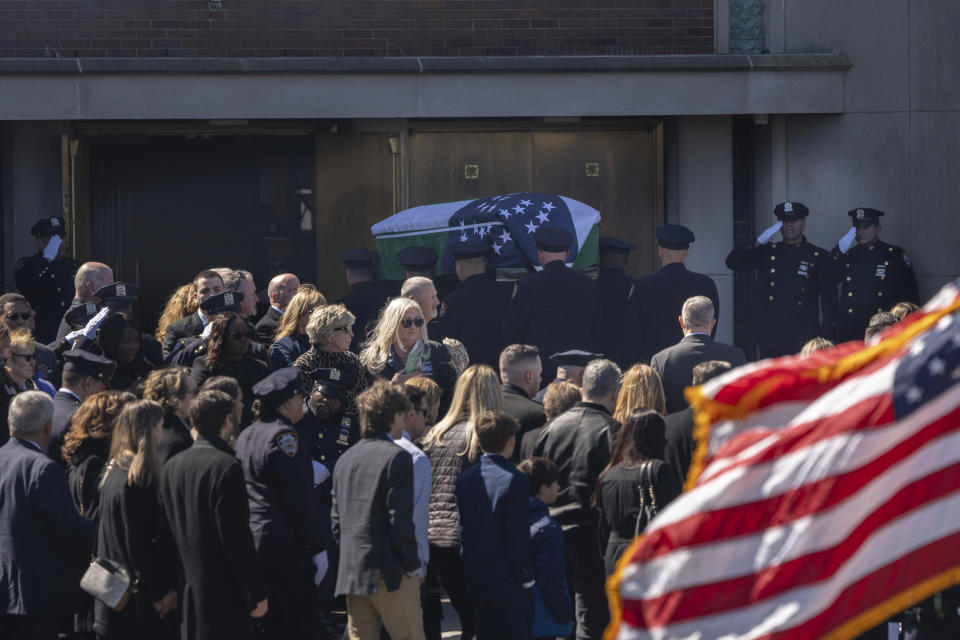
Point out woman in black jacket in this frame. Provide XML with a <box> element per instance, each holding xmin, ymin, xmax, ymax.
<box><xmin>143</xmin><ymin>367</ymin><xmax>198</xmax><ymax>467</ymax></box>
<box><xmin>94</xmin><ymin>399</ymin><xmax>178</xmax><ymax>639</ymax></box>
<box><xmin>596</xmin><ymin>409</ymin><xmax>682</xmax><ymax>576</ymax></box>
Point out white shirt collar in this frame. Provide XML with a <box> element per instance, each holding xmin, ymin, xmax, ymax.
<box><xmin>58</xmin><ymin>388</ymin><xmax>82</xmax><ymax>403</ymax></box>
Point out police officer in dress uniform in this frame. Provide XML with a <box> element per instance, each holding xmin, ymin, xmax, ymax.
<box><xmin>596</xmin><ymin>237</ymin><xmax>640</xmax><ymax>369</ymax></box>
<box><xmin>725</xmin><ymin>202</ymin><xmax>838</xmax><ymax>358</ymax></box>
<box><xmin>234</xmin><ymin>367</ymin><xmax>328</xmax><ymax>640</ymax></box>
<box><xmin>833</xmin><ymin>207</ymin><xmax>919</xmax><ymax>342</ymax></box>
<box><xmin>13</xmin><ymin>217</ymin><xmax>80</xmax><ymax>344</ymax></box>
<box><xmin>632</xmin><ymin>225</ymin><xmax>720</xmax><ymax>363</ymax></box>
<box><xmin>437</xmin><ymin>238</ymin><xmax>511</xmax><ymax>369</ymax></box>
<box><xmin>504</xmin><ymin>226</ymin><xmax>600</xmax><ymax>383</ymax></box>
<box><xmin>336</xmin><ymin>249</ymin><xmax>389</xmax><ymax>354</ymax></box>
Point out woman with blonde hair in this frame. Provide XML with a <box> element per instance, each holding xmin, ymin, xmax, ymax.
<box><xmin>613</xmin><ymin>363</ymin><xmax>667</xmax><ymax>422</ymax></box>
<box><xmin>155</xmin><ymin>282</ymin><xmax>197</xmax><ymax>342</ymax></box>
<box><xmin>421</xmin><ymin>364</ymin><xmax>502</xmax><ymax>640</ymax></box>
<box><xmin>293</xmin><ymin>302</ymin><xmax>372</xmax><ymax>415</ymax></box>
<box><xmin>269</xmin><ymin>284</ymin><xmax>327</xmax><ymax>369</ymax></box>
<box><xmin>360</xmin><ymin>297</ymin><xmax>457</xmax><ymax>410</ymax></box>
<box><xmin>94</xmin><ymin>399</ymin><xmax>178</xmax><ymax>638</ymax></box>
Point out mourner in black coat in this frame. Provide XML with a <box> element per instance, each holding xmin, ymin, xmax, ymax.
<box><xmin>651</xmin><ymin>331</ymin><xmax>745</xmax><ymax>415</ymax></box>
<box><xmin>336</xmin><ymin>250</ymin><xmax>390</xmax><ymax>353</ymax></box>
<box><xmin>254</xmin><ymin>306</ymin><xmax>283</xmax><ymax>344</ymax></box>
<box><xmin>160</xmin><ymin>393</ymin><xmax>268</xmax><ymax>640</ymax></box>
<box><xmin>46</xmin><ymin>350</ymin><xmax>115</xmax><ymax>465</ymax></box>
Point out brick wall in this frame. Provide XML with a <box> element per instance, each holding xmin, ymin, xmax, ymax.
<box><xmin>1</xmin><ymin>0</ymin><xmax>714</xmax><ymax>58</ymax></box>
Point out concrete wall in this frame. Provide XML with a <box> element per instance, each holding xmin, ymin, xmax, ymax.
<box><xmin>671</xmin><ymin>115</ymin><xmax>735</xmax><ymax>345</ymax></box>
<box><xmin>755</xmin><ymin>0</ymin><xmax>960</xmax><ymax>303</ymax></box>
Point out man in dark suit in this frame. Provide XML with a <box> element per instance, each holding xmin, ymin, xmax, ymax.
<box><xmin>651</xmin><ymin>296</ymin><xmax>746</xmax><ymax>414</ymax></box>
<box><xmin>439</xmin><ymin>238</ymin><xmax>512</xmax><ymax>368</ymax></box>
<box><xmin>532</xmin><ymin>359</ymin><xmax>622</xmax><ymax>640</ymax></box>
<box><xmin>255</xmin><ymin>273</ymin><xmax>300</xmax><ymax>344</ymax></box>
<box><xmin>596</xmin><ymin>237</ymin><xmax>640</xmax><ymax>369</ymax></box>
<box><xmin>663</xmin><ymin>360</ymin><xmax>733</xmax><ymax>488</ymax></box>
<box><xmin>0</xmin><ymin>391</ymin><xmax>95</xmax><ymax>639</ymax></box>
<box><xmin>160</xmin><ymin>390</ymin><xmax>269</xmax><ymax>640</ymax></box>
<box><xmin>331</xmin><ymin>380</ymin><xmax>423</xmax><ymax>639</ymax></box>
<box><xmin>499</xmin><ymin>344</ymin><xmax>546</xmax><ymax>445</ymax></box>
<box><xmin>46</xmin><ymin>350</ymin><xmax>115</xmax><ymax>465</ymax></box>
<box><xmin>504</xmin><ymin>227</ymin><xmax>600</xmax><ymax>383</ymax></box>
<box><xmin>456</xmin><ymin>412</ymin><xmax>535</xmax><ymax>639</ymax></box>
<box><xmin>632</xmin><ymin>224</ymin><xmax>720</xmax><ymax>363</ymax></box>
<box><xmin>337</xmin><ymin>249</ymin><xmax>390</xmax><ymax>353</ymax></box>
<box><xmin>161</xmin><ymin>269</ymin><xmax>225</xmax><ymax>358</ymax></box>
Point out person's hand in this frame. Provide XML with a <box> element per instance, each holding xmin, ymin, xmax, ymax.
<box><xmin>312</xmin><ymin>551</ymin><xmax>329</xmax><ymax>586</ymax></box>
<box><xmin>81</xmin><ymin>307</ymin><xmax>110</xmax><ymax>340</ymax></box>
<box><xmin>152</xmin><ymin>591</ymin><xmax>178</xmax><ymax>617</ymax></box>
<box><xmin>42</xmin><ymin>234</ymin><xmax>62</xmax><ymax>261</ymax></box>
<box><xmin>250</xmin><ymin>598</ymin><xmax>268</xmax><ymax>618</ymax></box>
<box><xmin>756</xmin><ymin>221</ymin><xmax>783</xmax><ymax>245</ymax></box>
<box><xmin>837</xmin><ymin>226</ymin><xmax>857</xmax><ymax>253</ymax></box>
<box><xmin>391</xmin><ymin>370</ymin><xmax>420</xmax><ymax>384</ymax></box>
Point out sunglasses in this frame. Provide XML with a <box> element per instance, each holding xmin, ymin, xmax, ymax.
<box><xmin>13</xmin><ymin>353</ymin><xmax>35</xmax><ymax>361</ymax></box>
<box><xmin>5</xmin><ymin>312</ymin><xmax>33</xmax><ymax>322</ymax></box>
<box><xmin>228</xmin><ymin>330</ymin><xmax>255</xmax><ymax>340</ymax></box>
<box><xmin>400</xmin><ymin>317</ymin><xmax>425</xmax><ymax>329</ymax></box>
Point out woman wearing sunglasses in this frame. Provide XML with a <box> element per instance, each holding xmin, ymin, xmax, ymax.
<box><xmin>191</xmin><ymin>312</ymin><xmax>268</xmax><ymax>430</ymax></box>
<box><xmin>3</xmin><ymin>328</ymin><xmax>54</xmax><ymax>397</ymax></box>
<box><xmin>360</xmin><ymin>297</ymin><xmax>457</xmax><ymax>412</ymax></box>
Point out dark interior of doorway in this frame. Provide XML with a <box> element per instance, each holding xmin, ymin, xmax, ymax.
<box><xmin>88</xmin><ymin>135</ymin><xmax>314</xmax><ymax>336</ymax></box>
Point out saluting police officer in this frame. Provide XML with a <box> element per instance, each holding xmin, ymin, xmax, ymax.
<box><xmin>234</xmin><ymin>367</ymin><xmax>328</xmax><ymax>640</ymax></box>
<box><xmin>336</xmin><ymin>249</ymin><xmax>389</xmax><ymax>354</ymax></box>
<box><xmin>595</xmin><ymin>237</ymin><xmax>639</xmax><ymax>369</ymax></box>
<box><xmin>13</xmin><ymin>217</ymin><xmax>81</xmax><ymax>344</ymax></box>
<box><xmin>632</xmin><ymin>225</ymin><xmax>720</xmax><ymax>363</ymax></box>
<box><xmin>833</xmin><ymin>207</ymin><xmax>919</xmax><ymax>342</ymax></box>
<box><xmin>504</xmin><ymin>226</ymin><xmax>600</xmax><ymax>383</ymax></box>
<box><xmin>437</xmin><ymin>238</ymin><xmax>512</xmax><ymax>369</ymax></box>
<box><xmin>726</xmin><ymin>201</ymin><xmax>838</xmax><ymax>358</ymax></box>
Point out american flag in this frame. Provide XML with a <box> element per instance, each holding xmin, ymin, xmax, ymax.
<box><xmin>606</xmin><ymin>278</ymin><xmax>960</xmax><ymax>640</ymax></box>
<box><xmin>441</xmin><ymin>192</ymin><xmax>580</xmax><ymax>270</ymax></box>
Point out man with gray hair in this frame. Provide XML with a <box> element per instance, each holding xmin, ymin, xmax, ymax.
<box><xmin>401</xmin><ymin>275</ymin><xmax>443</xmax><ymax>341</ymax></box>
<box><xmin>223</xmin><ymin>268</ymin><xmax>258</xmax><ymax>320</ymax></box>
<box><xmin>54</xmin><ymin>261</ymin><xmax>114</xmax><ymax>342</ymax></box>
<box><xmin>532</xmin><ymin>358</ymin><xmax>622</xmax><ymax>640</ymax></box>
<box><xmin>651</xmin><ymin>296</ymin><xmax>746</xmax><ymax>413</ymax></box>
<box><xmin>0</xmin><ymin>391</ymin><xmax>94</xmax><ymax>638</ymax></box>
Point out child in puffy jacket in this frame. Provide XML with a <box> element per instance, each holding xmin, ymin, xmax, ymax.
<box><xmin>518</xmin><ymin>457</ymin><xmax>574</xmax><ymax>639</ymax></box>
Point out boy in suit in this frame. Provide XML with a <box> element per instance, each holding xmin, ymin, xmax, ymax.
<box><xmin>455</xmin><ymin>411</ymin><xmax>535</xmax><ymax>640</ymax></box>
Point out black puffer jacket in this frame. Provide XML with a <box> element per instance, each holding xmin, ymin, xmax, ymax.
<box><xmin>424</xmin><ymin>420</ymin><xmax>473</xmax><ymax>548</ymax></box>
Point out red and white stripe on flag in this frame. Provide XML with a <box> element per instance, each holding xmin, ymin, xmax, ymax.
<box><xmin>606</xmin><ymin>279</ymin><xmax>960</xmax><ymax>640</ymax></box>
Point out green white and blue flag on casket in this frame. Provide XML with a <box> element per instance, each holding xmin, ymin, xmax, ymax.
<box><xmin>371</xmin><ymin>193</ymin><xmax>601</xmax><ymax>280</ymax></box>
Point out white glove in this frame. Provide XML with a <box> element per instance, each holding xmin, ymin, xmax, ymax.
<box><xmin>522</xmin><ymin>579</ymin><xmax>536</xmax><ymax>589</ymax></box>
<box><xmin>837</xmin><ymin>226</ymin><xmax>857</xmax><ymax>254</ymax></box>
<box><xmin>756</xmin><ymin>221</ymin><xmax>782</xmax><ymax>245</ymax></box>
<box><xmin>81</xmin><ymin>307</ymin><xmax>110</xmax><ymax>340</ymax></box>
<box><xmin>311</xmin><ymin>461</ymin><xmax>331</xmax><ymax>487</ymax></box>
<box><xmin>42</xmin><ymin>234</ymin><xmax>62</xmax><ymax>261</ymax></box>
<box><xmin>312</xmin><ymin>551</ymin><xmax>329</xmax><ymax>586</ymax></box>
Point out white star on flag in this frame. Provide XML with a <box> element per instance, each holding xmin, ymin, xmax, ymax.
<box><xmin>500</xmin><ymin>208</ymin><xmax>512</xmax><ymax>218</ymax></box>
<box><xmin>460</xmin><ymin>233</ymin><xmax>468</xmax><ymax>242</ymax></box>
<box><xmin>929</xmin><ymin>358</ymin><xmax>947</xmax><ymax>376</ymax></box>
<box><xmin>520</xmin><ymin>199</ymin><xmax>532</xmax><ymax>207</ymax></box>
<box><xmin>512</xmin><ymin>204</ymin><xmax>526</xmax><ymax>215</ymax></box>
<box><xmin>499</xmin><ymin>230</ymin><xmax>512</xmax><ymax>244</ymax></box>
<box><xmin>541</xmin><ymin>201</ymin><xmax>556</xmax><ymax>212</ymax></box>
<box><xmin>906</xmin><ymin>386</ymin><xmax>923</xmax><ymax>403</ymax></box>
<box><xmin>493</xmin><ymin>243</ymin><xmax>503</xmax><ymax>254</ymax></box>
<box><xmin>536</xmin><ymin>210</ymin><xmax>550</xmax><ymax>223</ymax></box>
<box><xmin>525</xmin><ymin>221</ymin><xmax>538</xmax><ymax>234</ymax></box>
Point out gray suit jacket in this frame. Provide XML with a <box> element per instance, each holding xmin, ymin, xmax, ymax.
<box><xmin>651</xmin><ymin>333</ymin><xmax>746</xmax><ymax>414</ymax></box>
<box><xmin>331</xmin><ymin>434</ymin><xmax>419</xmax><ymax>595</ymax></box>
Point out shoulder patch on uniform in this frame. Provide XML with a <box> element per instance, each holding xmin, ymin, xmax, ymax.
<box><xmin>276</xmin><ymin>432</ymin><xmax>298</xmax><ymax>457</ymax></box>
<box><xmin>902</xmin><ymin>252</ymin><xmax>911</xmax><ymax>267</ymax></box>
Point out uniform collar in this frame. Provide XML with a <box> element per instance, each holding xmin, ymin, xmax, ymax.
<box><xmin>58</xmin><ymin>388</ymin><xmax>82</xmax><ymax>403</ymax></box>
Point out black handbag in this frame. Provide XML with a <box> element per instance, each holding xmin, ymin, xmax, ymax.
<box><xmin>80</xmin><ymin>557</ymin><xmax>138</xmax><ymax>612</ymax></box>
<box><xmin>633</xmin><ymin>461</ymin><xmax>660</xmax><ymax>538</ymax></box>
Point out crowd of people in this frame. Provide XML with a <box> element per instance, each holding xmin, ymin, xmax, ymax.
<box><xmin>0</xmin><ymin>202</ymin><xmax>934</xmax><ymax>640</ymax></box>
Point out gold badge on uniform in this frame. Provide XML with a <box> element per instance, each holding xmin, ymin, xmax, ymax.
<box><xmin>330</xmin><ymin>368</ymin><xmax>341</xmax><ymax>381</ymax></box>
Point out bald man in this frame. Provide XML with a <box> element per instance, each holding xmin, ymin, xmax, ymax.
<box><xmin>54</xmin><ymin>262</ymin><xmax>114</xmax><ymax>342</ymax></box>
<box><xmin>255</xmin><ymin>273</ymin><xmax>301</xmax><ymax>343</ymax></box>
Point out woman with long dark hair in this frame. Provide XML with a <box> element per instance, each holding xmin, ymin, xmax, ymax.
<box><xmin>191</xmin><ymin>312</ymin><xmax>269</xmax><ymax>429</ymax></box>
<box><xmin>94</xmin><ymin>399</ymin><xmax>179</xmax><ymax>639</ymax></box>
<box><xmin>96</xmin><ymin>313</ymin><xmax>158</xmax><ymax>391</ymax></box>
<box><xmin>595</xmin><ymin>409</ymin><xmax>681</xmax><ymax>575</ymax></box>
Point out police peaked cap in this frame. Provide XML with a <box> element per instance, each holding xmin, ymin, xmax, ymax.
<box><xmin>848</xmin><ymin>207</ymin><xmax>885</xmax><ymax>227</ymax></box>
<box><xmin>310</xmin><ymin>368</ymin><xmax>346</xmax><ymax>399</ymax></box>
<box><xmin>397</xmin><ymin>246</ymin><xmax>438</xmax><ymax>271</ymax></box>
<box><xmin>340</xmin><ymin>248</ymin><xmax>378</xmax><ymax>269</ymax></box>
<box><xmin>449</xmin><ymin>238</ymin><xmax>491</xmax><ymax>260</ymax></box>
<box><xmin>252</xmin><ymin>367</ymin><xmax>309</xmax><ymax>408</ymax></box>
<box><xmin>655</xmin><ymin>225</ymin><xmax>695</xmax><ymax>250</ymax></box>
<box><xmin>534</xmin><ymin>226</ymin><xmax>573</xmax><ymax>252</ymax></box>
<box><xmin>549</xmin><ymin>349</ymin><xmax>604</xmax><ymax>368</ymax></box>
<box><xmin>773</xmin><ymin>201</ymin><xmax>810</xmax><ymax>221</ymax></box>
<box><xmin>199</xmin><ymin>291</ymin><xmax>244</xmax><ymax>315</ymax></box>
<box><xmin>94</xmin><ymin>281</ymin><xmax>140</xmax><ymax>308</ymax></box>
<box><xmin>598</xmin><ymin>237</ymin><xmax>637</xmax><ymax>254</ymax></box>
<box><xmin>30</xmin><ymin>217</ymin><xmax>66</xmax><ymax>237</ymax></box>
<box><xmin>62</xmin><ymin>349</ymin><xmax>116</xmax><ymax>382</ymax></box>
